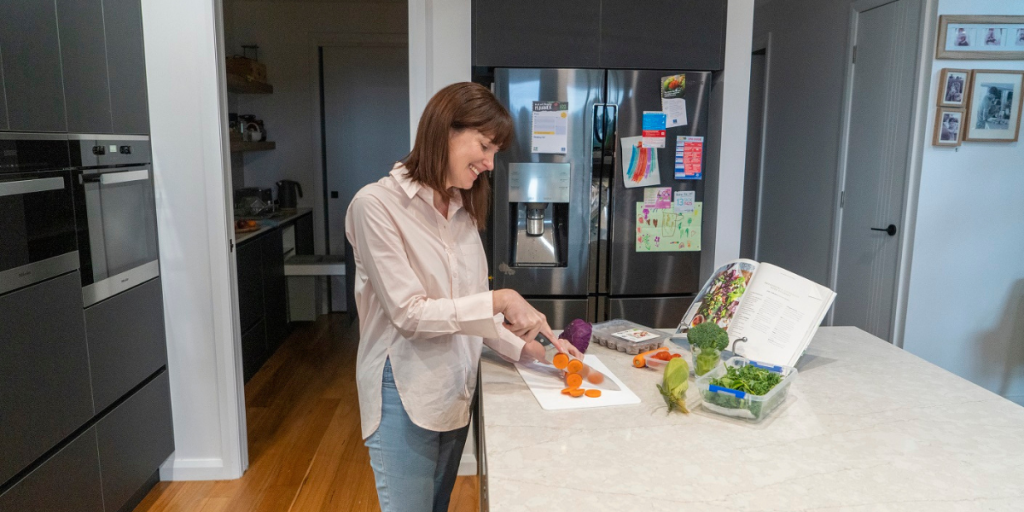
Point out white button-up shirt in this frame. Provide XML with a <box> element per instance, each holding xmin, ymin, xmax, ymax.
<box><xmin>346</xmin><ymin>164</ymin><xmax>526</xmax><ymax>439</ymax></box>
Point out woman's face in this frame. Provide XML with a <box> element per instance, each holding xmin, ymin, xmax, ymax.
<box><xmin>447</xmin><ymin>129</ymin><xmax>498</xmax><ymax>190</ymax></box>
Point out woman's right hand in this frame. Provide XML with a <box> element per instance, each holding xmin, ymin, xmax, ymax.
<box><xmin>493</xmin><ymin>290</ymin><xmax>583</xmax><ymax>359</ymax></box>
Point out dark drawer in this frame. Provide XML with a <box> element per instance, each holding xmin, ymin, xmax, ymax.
<box><xmin>0</xmin><ymin>272</ymin><xmax>94</xmax><ymax>484</ymax></box>
<box><xmin>85</xmin><ymin>277</ymin><xmax>168</xmax><ymax>411</ymax></box>
<box><xmin>0</xmin><ymin>427</ymin><xmax>104</xmax><ymax>512</ymax></box>
<box><xmin>96</xmin><ymin>371</ymin><xmax>174</xmax><ymax>512</ymax></box>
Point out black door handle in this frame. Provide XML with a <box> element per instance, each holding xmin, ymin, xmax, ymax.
<box><xmin>871</xmin><ymin>224</ymin><xmax>897</xmax><ymax>236</ymax></box>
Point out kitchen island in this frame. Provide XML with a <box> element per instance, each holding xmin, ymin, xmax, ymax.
<box><xmin>477</xmin><ymin>327</ymin><xmax>1024</xmax><ymax>511</ymax></box>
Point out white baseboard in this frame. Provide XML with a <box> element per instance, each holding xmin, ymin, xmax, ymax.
<box><xmin>159</xmin><ymin>455</ymin><xmax>243</xmax><ymax>481</ymax></box>
<box><xmin>457</xmin><ymin>453</ymin><xmax>477</xmax><ymax>476</ymax></box>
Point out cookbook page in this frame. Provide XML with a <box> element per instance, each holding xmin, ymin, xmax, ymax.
<box><xmin>726</xmin><ymin>263</ymin><xmax>836</xmax><ymax>366</ymax></box>
<box><xmin>676</xmin><ymin>259</ymin><xmax>759</xmax><ymax>333</ymax></box>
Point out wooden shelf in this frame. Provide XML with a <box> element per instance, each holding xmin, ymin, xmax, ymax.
<box><xmin>231</xmin><ymin>141</ymin><xmax>276</xmax><ymax>153</ymax></box>
<box><xmin>226</xmin><ymin>73</ymin><xmax>273</xmax><ymax>94</ymax></box>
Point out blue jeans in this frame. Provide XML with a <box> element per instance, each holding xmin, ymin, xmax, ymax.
<box><xmin>365</xmin><ymin>359</ymin><xmax>470</xmax><ymax>512</ymax></box>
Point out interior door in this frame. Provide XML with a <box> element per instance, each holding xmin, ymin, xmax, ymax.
<box><xmin>833</xmin><ymin>0</ymin><xmax>919</xmax><ymax>341</ymax></box>
<box><xmin>321</xmin><ymin>44</ymin><xmax>409</xmax><ymax>312</ymax></box>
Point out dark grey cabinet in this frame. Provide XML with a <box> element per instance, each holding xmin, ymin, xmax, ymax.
<box><xmin>0</xmin><ymin>428</ymin><xmax>104</xmax><ymax>512</ymax></box>
<box><xmin>0</xmin><ymin>272</ymin><xmax>93</xmax><ymax>485</ymax></box>
<box><xmin>472</xmin><ymin>0</ymin><xmax>726</xmax><ymax>71</ymax></box>
<box><xmin>473</xmin><ymin>0</ymin><xmax>600</xmax><ymax>68</ymax></box>
<box><xmin>0</xmin><ymin>43</ymin><xmax>8</xmax><ymax>131</ymax></box>
<box><xmin>295</xmin><ymin>213</ymin><xmax>314</xmax><ymax>256</ymax></box>
<box><xmin>241</xmin><ymin>319</ymin><xmax>268</xmax><ymax>383</ymax></box>
<box><xmin>0</xmin><ymin>1</ymin><xmax>67</xmax><ymax>132</ymax></box>
<box><xmin>599</xmin><ymin>0</ymin><xmax>726</xmax><ymax>70</ymax></box>
<box><xmin>237</xmin><ymin>238</ymin><xmax>264</xmax><ymax>333</ymax></box>
<box><xmin>85</xmin><ymin>278</ymin><xmax>168</xmax><ymax>412</ymax></box>
<box><xmin>56</xmin><ymin>0</ymin><xmax>114</xmax><ymax>134</ymax></box>
<box><xmin>104</xmin><ymin>0</ymin><xmax>150</xmax><ymax>134</ymax></box>
<box><xmin>96</xmin><ymin>371</ymin><xmax>174</xmax><ymax>512</ymax></box>
<box><xmin>262</xmin><ymin>232</ymin><xmax>288</xmax><ymax>353</ymax></box>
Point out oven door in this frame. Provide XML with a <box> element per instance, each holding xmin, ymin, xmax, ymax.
<box><xmin>0</xmin><ymin>171</ymin><xmax>79</xmax><ymax>295</ymax></box>
<box><xmin>77</xmin><ymin>166</ymin><xmax>160</xmax><ymax>306</ymax></box>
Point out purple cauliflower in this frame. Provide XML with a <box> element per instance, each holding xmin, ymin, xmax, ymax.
<box><xmin>558</xmin><ymin>318</ymin><xmax>592</xmax><ymax>354</ymax></box>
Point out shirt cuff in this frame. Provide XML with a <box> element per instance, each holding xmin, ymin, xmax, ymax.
<box><xmin>453</xmin><ymin>291</ymin><xmax>499</xmax><ymax>339</ymax></box>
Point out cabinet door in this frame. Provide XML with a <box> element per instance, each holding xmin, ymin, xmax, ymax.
<box><xmin>96</xmin><ymin>371</ymin><xmax>174</xmax><ymax>512</ymax></box>
<box><xmin>0</xmin><ymin>41</ymin><xmax>8</xmax><ymax>131</ymax></box>
<box><xmin>103</xmin><ymin>0</ymin><xmax>150</xmax><ymax>134</ymax></box>
<box><xmin>241</xmin><ymin>319</ymin><xmax>268</xmax><ymax>383</ymax></box>
<box><xmin>262</xmin><ymin>231</ymin><xmax>288</xmax><ymax>352</ymax></box>
<box><xmin>236</xmin><ymin>239</ymin><xmax>263</xmax><ymax>332</ymax></box>
<box><xmin>0</xmin><ymin>272</ymin><xmax>94</xmax><ymax>485</ymax></box>
<box><xmin>0</xmin><ymin>1</ymin><xmax>68</xmax><ymax>132</ymax></box>
<box><xmin>472</xmin><ymin>0</ymin><xmax>600</xmax><ymax>68</ymax></box>
<box><xmin>0</xmin><ymin>428</ymin><xmax>104</xmax><ymax>512</ymax></box>
<box><xmin>56</xmin><ymin>0</ymin><xmax>114</xmax><ymax>134</ymax></box>
<box><xmin>294</xmin><ymin>213</ymin><xmax>314</xmax><ymax>256</ymax></box>
<box><xmin>85</xmin><ymin>277</ymin><xmax>168</xmax><ymax>412</ymax></box>
<box><xmin>599</xmin><ymin>0</ymin><xmax>726</xmax><ymax>70</ymax></box>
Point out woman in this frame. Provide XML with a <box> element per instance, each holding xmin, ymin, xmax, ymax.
<box><xmin>345</xmin><ymin>82</ymin><xmax>582</xmax><ymax>512</ymax></box>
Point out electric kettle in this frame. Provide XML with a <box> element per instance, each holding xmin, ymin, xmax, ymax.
<box><xmin>277</xmin><ymin>180</ymin><xmax>303</xmax><ymax>209</ymax></box>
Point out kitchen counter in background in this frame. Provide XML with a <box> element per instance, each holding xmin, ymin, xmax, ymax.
<box><xmin>235</xmin><ymin>207</ymin><xmax>313</xmax><ymax>245</ymax></box>
<box><xmin>478</xmin><ymin>327</ymin><xmax>1024</xmax><ymax>511</ymax></box>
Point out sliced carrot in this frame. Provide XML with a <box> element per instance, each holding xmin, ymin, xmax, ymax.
<box><xmin>561</xmin><ymin>387</ymin><xmax>574</xmax><ymax>395</ymax></box>
<box><xmin>552</xmin><ymin>353</ymin><xmax>570</xmax><ymax>370</ymax></box>
<box><xmin>569</xmin><ymin>388</ymin><xmax>585</xmax><ymax>397</ymax></box>
<box><xmin>586</xmin><ymin>371</ymin><xmax>605</xmax><ymax>385</ymax></box>
<box><xmin>565</xmin><ymin>373</ymin><xmax>583</xmax><ymax>388</ymax></box>
<box><xmin>585</xmin><ymin>389</ymin><xmax>602</xmax><ymax>398</ymax></box>
<box><xmin>566</xmin><ymin>359</ymin><xmax>583</xmax><ymax>374</ymax></box>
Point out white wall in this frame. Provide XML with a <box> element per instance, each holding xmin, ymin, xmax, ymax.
<box><xmin>142</xmin><ymin>0</ymin><xmax>246</xmax><ymax>480</ymax></box>
<box><xmin>408</xmin><ymin>0</ymin><xmax>471</xmax><ymax>145</ymax></box>
<box><xmin>902</xmin><ymin>0</ymin><xmax>1024</xmax><ymax>406</ymax></box>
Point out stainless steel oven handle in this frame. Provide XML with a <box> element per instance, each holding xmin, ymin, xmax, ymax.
<box><xmin>0</xmin><ymin>176</ymin><xmax>65</xmax><ymax>197</ymax></box>
<box><xmin>99</xmin><ymin>169</ymin><xmax>150</xmax><ymax>185</ymax></box>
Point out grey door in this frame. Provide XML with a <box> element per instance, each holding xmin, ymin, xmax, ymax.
<box><xmin>321</xmin><ymin>44</ymin><xmax>409</xmax><ymax>312</ymax></box>
<box><xmin>605</xmin><ymin>70</ymin><xmax>710</xmax><ymax>297</ymax></box>
<box><xmin>0</xmin><ymin>1</ymin><xmax>67</xmax><ymax>132</ymax></box>
<box><xmin>833</xmin><ymin>0</ymin><xmax>920</xmax><ymax>341</ymax></box>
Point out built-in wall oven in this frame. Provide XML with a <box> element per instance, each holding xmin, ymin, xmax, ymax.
<box><xmin>70</xmin><ymin>135</ymin><xmax>159</xmax><ymax>306</ymax></box>
<box><xmin>0</xmin><ymin>134</ymin><xmax>78</xmax><ymax>296</ymax></box>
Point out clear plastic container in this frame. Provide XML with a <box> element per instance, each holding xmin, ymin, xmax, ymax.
<box><xmin>590</xmin><ymin>319</ymin><xmax>671</xmax><ymax>355</ymax></box>
<box><xmin>636</xmin><ymin>347</ymin><xmax>686</xmax><ymax>370</ymax></box>
<box><xmin>695</xmin><ymin>356</ymin><xmax>797</xmax><ymax>422</ymax></box>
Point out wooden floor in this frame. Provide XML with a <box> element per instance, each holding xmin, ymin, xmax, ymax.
<box><xmin>135</xmin><ymin>314</ymin><xmax>479</xmax><ymax>512</ymax></box>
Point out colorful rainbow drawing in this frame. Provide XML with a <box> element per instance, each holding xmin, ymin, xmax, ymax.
<box><xmin>626</xmin><ymin>143</ymin><xmax>655</xmax><ymax>183</ymax></box>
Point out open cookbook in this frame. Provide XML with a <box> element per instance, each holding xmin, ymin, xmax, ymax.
<box><xmin>676</xmin><ymin>259</ymin><xmax>836</xmax><ymax>367</ymax></box>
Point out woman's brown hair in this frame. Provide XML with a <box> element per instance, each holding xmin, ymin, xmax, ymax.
<box><xmin>403</xmin><ymin>82</ymin><xmax>514</xmax><ymax>227</ymax></box>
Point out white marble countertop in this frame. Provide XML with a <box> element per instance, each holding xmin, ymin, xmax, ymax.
<box><xmin>479</xmin><ymin>326</ymin><xmax>1024</xmax><ymax>511</ymax></box>
<box><xmin>234</xmin><ymin>208</ymin><xmax>312</xmax><ymax>245</ymax></box>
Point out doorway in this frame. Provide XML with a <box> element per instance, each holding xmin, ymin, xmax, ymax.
<box><xmin>831</xmin><ymin>0</ymin><xmax>922</xmax><ymax>341</ymax></box>
<box><xmin>320</xmin><ymin>43</ymin><xmax>410</xmax><ymax>313</ymax></box>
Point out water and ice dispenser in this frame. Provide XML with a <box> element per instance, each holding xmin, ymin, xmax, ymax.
<box><xmin>507</xmin><ymin>163</ymin><xmax>571</xmax><ymax>267</ymax></box>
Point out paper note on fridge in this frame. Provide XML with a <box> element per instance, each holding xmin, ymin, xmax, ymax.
<box><xmin>641</xmin><ymin>112</ymin><xmax>667</xmax><ymax>148</ymax></box>
<box><xmin>676</xmin><ymin>259</ymin><xmax>836</xmax><ymax>368</ymax></box>
<box><xmin>620</xmin><ymin>136</ymin><xmax>661</xmax><ymax>188</ymax></box>
<box><xmin>660</xmin><ymin>74</ymin><xmax>688</xmax><ymax>128</ymax></box>
<box><xmin>636</xmin><ymin>202</ymin><xmax>701</xmax><ymax>252</ymax></box>
<box><xmin>531</xmin><ymin>101</ymin><xmax>569</xmax><ymax>154</ymax></box>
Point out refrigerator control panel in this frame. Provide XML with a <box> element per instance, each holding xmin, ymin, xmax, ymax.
<box><xmin>507</xmin><ymin>163</ymin><xmax>571</xmax><ymax>203</ymax></box>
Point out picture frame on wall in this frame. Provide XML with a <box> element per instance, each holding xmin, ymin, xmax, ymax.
<box><xmin>964</xmin><ymin>70</ymin><xmax>1023</xmax><ymax>143</ymax></box>
<box><xmin>937</xmin><ymin>68</ymin><xmax>970</xmax><ymax>108</ymax></box>
<box><xmin>932</xmin><ymin>108</ymin><xmax>965</xmax><ymax>147</ymax></box>
<box><xmin>935</xmin><ymin>15</ymin><xmax>1024</xmax><ymax>60</ymax></box>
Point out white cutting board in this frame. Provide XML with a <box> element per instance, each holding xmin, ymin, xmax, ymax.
<box><xmin>515</xmin><ymin>355</ymin><xmax>641</xmax><ymax>411</ymax></box>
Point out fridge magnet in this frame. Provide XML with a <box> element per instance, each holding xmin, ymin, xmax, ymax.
<box><xmin>620</xmin><ymin>136</ymin><xmax>661</xmax><ymax>189</ymax></box>
<box><xmin>661</xmin><ymin>74</ymin><xmax>688</xmax><ymax>128</ymax></box>
<box><xmin>937</xmin><ymin>68</ymin><xmax>970</xmax><ymax>108</ymax></box>
<box><xmin>636</xmin><ymin>202</ymin><xmax>701</xmax><ymax>253</ymax></box>
<box><xmin>964</xmin><ymin>70</ymin><xmax>1023</xmax><ymax>142</ymax></box>
<box><xmin>932</xmin><ymin>108</ymin><xmax>965</xmax><ymax>147</ymax></box>
<box><xmin>935</xmin><ymin>15</ymin><xmax>1024</xmax><ymax>60</ymax></box>
<box><xmin>643</xmin><ymin>187</ymin><xmax>658</xmax><ymax>207</ymax></box>
<box><xmin>673</xmin><ymin>190</ymin><xmax>695</xmax><ymax>214</ymax></box>
<box><xmin>531</xmin><ymin>101</ymin><xmax>569</xmax><ymax>153</ymax></box>
<box><xmin>674</xmin><ymin>136</ymin><xmax>704</xmax><ymax>180</ymax></box>
<box><xmin>641</xmin><ymin>111</ymin><xmax>667</xmax><ymax>148</ymax></box>
<box><xmin>655</xmin><ymin>187</ymin><xmax>672</xmax><ymax>209</ymax></box>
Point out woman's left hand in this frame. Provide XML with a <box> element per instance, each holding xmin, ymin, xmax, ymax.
<box><xmin>518</xmin><ymin>339</ymin><xmax>549</xmax><ymax>364</ymax></box>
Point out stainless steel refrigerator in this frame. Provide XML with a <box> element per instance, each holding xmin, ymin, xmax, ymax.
<box><xmin>490</xmin><ymin>68</ymin><xmax>712</xmax><ymax>329</ymax></box>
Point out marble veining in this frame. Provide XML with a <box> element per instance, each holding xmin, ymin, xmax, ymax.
<box><xmin>479</xmin><ymin>327</ymin><xmax>1024</xmax><ymax>511</ymax></box>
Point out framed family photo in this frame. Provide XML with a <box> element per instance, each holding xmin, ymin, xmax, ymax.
<box><xmin>964</xmin><ymin>70</ymin><xmax>1023</xmax><ymax>143</ymax></box>
<box><xmin>937</xmin><ymin>68</ymin><xmax>970</xmax><ymax>107</ymax></box>
<box><xmin>935</xmin><ymin>15</ymin><xmax>1024</xmax><ymax>60</ymax></box>
<box><xmin>932</xmin><ymin>108</ymin><xmax>965</xmax><ymax>147</ymax></box>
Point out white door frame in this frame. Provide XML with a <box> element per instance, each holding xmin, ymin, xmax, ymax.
<box><xmin>827</xmin><ymin>0</ymin><xmax>932</xmax><ymax>345</ymax></box>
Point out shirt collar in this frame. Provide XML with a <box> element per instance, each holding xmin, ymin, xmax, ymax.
<box><xmin>391</xmin><ymin>164</ymin><xmax>465</xmax><ymax>216</ymax></box>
